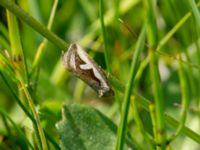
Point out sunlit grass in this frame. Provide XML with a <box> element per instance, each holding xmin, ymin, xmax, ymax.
<box><xmin>0</xmin><ymin>0</ymin><xmax>200</xmax><ymax>149</ymax></box>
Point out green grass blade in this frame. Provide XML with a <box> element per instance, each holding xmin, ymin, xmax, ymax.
<box><xmin>157</xmin><ymin>1</ymin><xmax>200</xmax><ymax>51</ymax></box>
<box><xmin>0</xmin><ymin>109</ymin><xmax>34</xmax><ymax>150</ymax></box>
<box><xmin>6</xmin><ymin>8</ymin><xmax>28</xmax><ymax>82</ymax></box>
<box><xmin>168</xmin><ymin>55</ymin><xmax>189</xmax><ymax>142</ymax></box>
<box><xmin>99</xmin><ymin>0</ymin><xmax>111</xmax><ymax>73</ymax></box>
<box><xmin>0</xmin><ymin>71</ymin><xmax>33</xmax><ymax>120</ymax></box>
<box><xmin>131</xmin><ymin>98</ymin><xmax>154</xmax><ymax>150</ymax></box>
<box><xmin>32</xmin><ymin>0</ymin><xmax>59</xmax><ymax>72</ymax></box>
<box><xmin>116</xmin><ymin>22</ymin><xmax>147</xmax><ymax>150</ymax></box>
<box><xmin>0</xmin><ymin>0</ymin><xmax>68</xmax><ymax>49</ymax></box>
<box><xmin>189</xmin><ymin>0</ymin><xmax>200</xmax><ymax>28</ymax></box>
<box><xmin>146</xmin><ymin>0</ymin><xmax>166</xmax><ymax>148</ymax></box>
<box><xmin>0</xmin><ymin>22</ymin><xmax>9</xmax><ymax>40</ymax></box>
<box><xmin>21</xmin><ymin>80</ymin><xmax>48</xmax><ymax>150</ymax></box>
<box><xmin>0</xmin><ymin>71</ymin><xmax>60</xmax><ymax>149</ymax></box>
<box><xmin>6</xmin><ymin>4</ymin><xmax>48</xmax><ymax>148</ymax></box>
<box><xmin>136</xmin><ymin>95</ymin><xmax>200</xmax><ymax>144</ymax></box>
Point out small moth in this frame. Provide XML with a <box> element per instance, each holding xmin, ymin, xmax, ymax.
<box><xmin>62</xmin><ymin>43</ymin><xmax>114</xmax><ymax>97</ymax></box>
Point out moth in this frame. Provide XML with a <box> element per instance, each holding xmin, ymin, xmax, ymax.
<box><xmin>62</xmin><ymin>43</ymin><xmax>114</xmax><ymax>97</ymax></box>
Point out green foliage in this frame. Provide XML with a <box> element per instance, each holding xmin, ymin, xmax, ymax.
<box><xmin>56</xmin><ymin>104</ymin><xmax>134</xmax><ymax>150</ymax></box>
<box><xmin>0</xmin><ymin>0</ymin><xmax>200</xmax><ymax>149</ymax></box>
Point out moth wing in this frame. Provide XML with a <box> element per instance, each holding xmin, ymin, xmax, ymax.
<box><xmin>62</xmin><ymin>44</ymin><xmax>77</xmax><ymax>70</ymax></box>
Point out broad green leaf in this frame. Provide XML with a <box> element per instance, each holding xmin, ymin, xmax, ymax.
<box><xmin>56</xmin><ymin>104</ymin><xmax>135</xmax><ymax>150</ymax></box>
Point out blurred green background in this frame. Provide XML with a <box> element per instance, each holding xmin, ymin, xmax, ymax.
<box><xmin>0</xmin><ymin>0</ymin><xmax>200</xmax><ymax>149</ymax></box>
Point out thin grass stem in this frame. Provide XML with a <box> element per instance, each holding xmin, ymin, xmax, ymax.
<box><xmin>0</xmin><ymin>109</ymin><xmax>34</xmax><ymax>150</ymax></box>
<box><xmin>168</xmin><ymin>55</ymin><xmax>189</xmax><ymax>143</ymax></box>
<box><xmin>32</xmin><ymin>0</ymin><xmax>58</xmax><ymax>72</ymax></box>
<box><xmin>146</xmin><ymin>0</ymin><xmax>166</xmax><ymax>148</ymax></box>
<box><xmin>116</xmin><ymin>22</ymin><xmax>147</xmax><ymax>150</ymax></box>
<box><xmin>20</xmin><ymin>80</ymin><xmax>48</xmax><ymax>150</ymax></box>
<box><xmin>0</xmin><ymin>0</ymin><xmax>68</xmax><ymax>49</ymax></box>
<box><xmin>99</xmin><ymin>0</ymin><xmax>111</xmax><ymax>73</ymax></box>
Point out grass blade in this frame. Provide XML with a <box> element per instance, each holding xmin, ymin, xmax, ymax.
<box><xmin>116</xmin><ymin>22</ymin><xmax>147</xmax><ymax>150</ymax></box>
<box><xmin>99</xmin><ymin>0</ymin><xmax>111</xmax><ymax>73</ymax></box>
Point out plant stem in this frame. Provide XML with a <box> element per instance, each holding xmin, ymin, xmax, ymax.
<box><xmin>99</xmin><ymin>0</ymin><xmax>111</xmax><ymax>73</ymax></box>
<box><xmin>6</xmin><ymin>5</ymin><xmax>48</xmax><ymax>149</ymax></box>
<box><xmin>168</xmin><ymin>55</ymin><xmax>189</xmax><ymax>142</ymax></box>
<box><xmin>189</xmin><ymin>0</ymin><xmax>200</xmax><ymax>29</ymax></box>
<box><xmin>6</xmin><ymin>7</ymin><xmax>27</xmax><ymax>84</ymax></box>
<box><xmin>0</xmin><ymin>0</ymin><xmax>68</xmax><ymax>50</ymax></box>
<box><xmin>131</xmin><ymin>97</ymin><xmax>154</xmax><ymax>150</ymax></box>
<box><xmin>0</xmin><ymin>109</ymin><xmax>34</xmax><ymax>150</ymax></box>
<box><xmin>0</xmin><ymin>72</ymin><xmax>34</xmax><ymax>120</ymax></box>
<box><xmin>149</xmin><ymin>104</ymin><xmax>158</xmax><ymax>145</ymax></box>
<box><xmin>32</xmin><ymin>0</ymin><xmax>58</xmax><ymax>72</ymax></box>
<box><xmin>20</xmin><ymin>80</ymin><xmax>48</xmax><ymax>150</ymax></box>
<box><xmin>146</xmin><ymin>0</ymin><xmax>166</xmax><ymax>148</ymax></box>
<box><xmin>192</xmin><ymin>0</ymin><xmax>200</xmax><ymax>112</ymax></box>
<box><xmin>136</xmin><ymin>95</ymin><xmax>200</xmax><ymax>144</ymax></box>
<box><xmin>149</xmin><ymin>48</ymin><xmax>166</xmax><ymax>148</ymax></box>
<box><xmin>157</xmin><ymin>1</ymin><xmax>200</xmax><ymax>51</ymax></box>
<box><xmin>1</xmin><ymin>112</ymin><xmax>11</xmax><ymax>135</ymax></box>
<box><xmin>0</xmin><ymin>71</ymin><xmax>60</xmax><ymax>149</ymax></box>
<box><xmin>116</xmin><ymin>22</ymin><xmax>147</xmax><ymax>150</ymax></box>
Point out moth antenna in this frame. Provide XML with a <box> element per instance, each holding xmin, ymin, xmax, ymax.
<box><xmin>119</xmin><ymin>18</ymin><xmax>200</xmax><ymax>70</ymax></box>
<box><xmin>118</xmin><ymin>18</ymin><xmax>151</xmax><ymax>49</ymax></box>
<box><xmin>118</xmin><ymin>18</ymin><xmax>138</xmax><ymax>39</ymax></box>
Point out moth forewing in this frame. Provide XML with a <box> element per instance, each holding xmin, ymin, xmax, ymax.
<box><xmin>62</xmin><ymin>43</ymin><xmax>114</xmax><ymax>97</ymax></box>
<box><xmin>62</xmin><ymin>44</ymin><xmax>76</xmax><ymax>71</ymax></box>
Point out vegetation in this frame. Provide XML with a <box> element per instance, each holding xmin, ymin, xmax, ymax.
<box><xmin>0</xmin><ymin>0</ymin><xmax>200</xmax><ymax>149</ymax></box>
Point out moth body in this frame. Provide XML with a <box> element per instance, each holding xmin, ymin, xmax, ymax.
<box><xmin>62</xmin><ymin>43</ymin><xmax>114</xmax><ymax>97</ymax></box>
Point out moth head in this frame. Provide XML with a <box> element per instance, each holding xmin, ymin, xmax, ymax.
<box><xmin>98</xmin><ymin>87</ymin><xmax>114</xmax><ymax>97</ymax></box>
<box><xmin>62</xmin><ymin>44</ymin><xmax>77</xmax><ymax>70</ymax></box>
